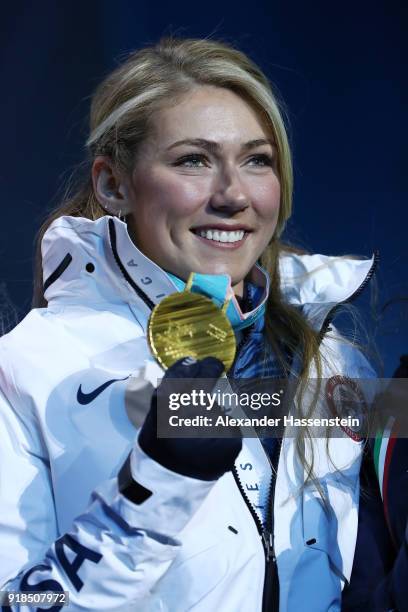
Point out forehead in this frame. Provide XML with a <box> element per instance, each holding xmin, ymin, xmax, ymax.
<box><xmin>149</xmin><ymin>86</ymin><xmax>270</xmax><ymax>146</ymax></box>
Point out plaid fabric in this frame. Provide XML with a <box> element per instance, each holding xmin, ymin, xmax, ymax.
<box><xmin>232</xmin><ymin>282</ymin><xmax>288</xmax><ymax>460</ymax></box>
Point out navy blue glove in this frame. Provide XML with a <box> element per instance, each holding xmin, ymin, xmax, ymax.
<box><xmin>138</xmin><ymin>356</ymin><xmax>242</xmax><ymax>480</ymax></box>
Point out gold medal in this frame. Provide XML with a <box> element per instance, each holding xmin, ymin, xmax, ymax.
<box><xmin>148</xmin><ymin>275</ymin><xmax>236</xmax><ymax>372</ymax></box>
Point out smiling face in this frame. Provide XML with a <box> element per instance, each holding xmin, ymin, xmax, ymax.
<box><xmin>125</xmin><ymin>86</ymin><xmax>281</xmax><ymax>296</ymax></box>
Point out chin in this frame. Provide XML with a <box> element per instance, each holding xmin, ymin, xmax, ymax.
<box><xmin>197</xmin><ymin>263</ymin><xmax>243</xmax><ymax>279</ymax></box>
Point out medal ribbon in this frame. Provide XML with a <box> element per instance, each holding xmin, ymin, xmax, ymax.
<box><xmin>166</xmin><ymin>271</ymin><xmax>267</xmax><ymax>331</ymax></box>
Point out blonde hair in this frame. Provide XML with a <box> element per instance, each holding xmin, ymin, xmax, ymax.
<box><xmin>33</xmin><ymin>37</ymin><xmax>325</xmax><ymax>486</ymax></box>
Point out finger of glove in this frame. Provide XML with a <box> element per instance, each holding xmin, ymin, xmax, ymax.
<box><xmin>164</xmin><ymin>356</ymin><xmax>224</xmax><ymax>380</ymax></box>
<box><xmin>160</xmin><ymin>436</ymin><xmax>243</xmax><ymax>480</ymax></box>
<box><xmin>159</xmin><ymin>356</ymin><xmax>224</xmax><ymax>398</ymax></box>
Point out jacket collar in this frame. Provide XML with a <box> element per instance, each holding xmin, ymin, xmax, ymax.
<box><xmin>42</xmin><ymin>216</ymin><xmax>376</xmax><ymax>320</ymax></box>
<box><xmin>279</xmin><ymin>250</ymin><xmax>377</xmax><ymax>306</ymax></box>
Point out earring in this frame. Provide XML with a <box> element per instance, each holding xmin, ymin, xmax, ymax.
<box><xmin>101</xmin><ymin>203</ymin><xmax>126</xmax><ymax>221</ymax></box>
<box><xmin>101</xmin><ymin>203</ymin><xmax>114</xmax><ymax>217</ymax></box>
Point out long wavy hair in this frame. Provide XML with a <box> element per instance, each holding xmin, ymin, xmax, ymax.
<box><xmin>33</xmin><ymin>37</ymin><xmax>325</xmax><ymax>486</ymax></box>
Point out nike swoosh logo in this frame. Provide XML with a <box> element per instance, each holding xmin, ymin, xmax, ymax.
<box><xmin>77</xmin><ymin>376</ymin><xmax>128</xmax><ymax>405</ymax></box>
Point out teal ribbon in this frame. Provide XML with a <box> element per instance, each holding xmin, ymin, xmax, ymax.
<box><xmin>166</xmin><ymin>271</ymin><xmax>265</xmax><ymax>331</ymax></box>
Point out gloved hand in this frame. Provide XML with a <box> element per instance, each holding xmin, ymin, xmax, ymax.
<box><xmin>138</xmin><ymin>356</ymin><xmax>242</xmax><ymax>481</ymax></box>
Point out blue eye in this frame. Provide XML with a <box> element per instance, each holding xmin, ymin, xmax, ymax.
<box><xmin>174</xmin><ymin>154</ymin><xmax>208</xmax><ymax>167</ymax></box>
<box><xmin>247</xmin><ymin>154</ymin><xmax>273</xmax><ymax>166</ymax></box>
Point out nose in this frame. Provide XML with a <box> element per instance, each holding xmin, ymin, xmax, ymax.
<box><xmin>209</xmin><ymin>164</ymin><xmax>249</xmax><ymax>213</ymax></box>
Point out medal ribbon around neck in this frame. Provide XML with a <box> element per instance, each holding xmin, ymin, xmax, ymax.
<box><xmin>148</xmin><ymin>272</ymin><xmax>236</xmax><ymax>372</ymax></box>
<box><xmin>167</xmin><ymin>271</ymin><xmax>266</xmax><ymax>331</ymax></box>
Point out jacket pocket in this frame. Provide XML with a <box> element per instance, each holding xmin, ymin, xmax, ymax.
<box><xmin>302</xmin><ymin>493</ymin><xmax>349</xmax><ymax>585</ymax></box>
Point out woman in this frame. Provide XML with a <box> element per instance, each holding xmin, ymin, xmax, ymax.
<box><xmin>0</xmin><ymin>38</ymin><xmax>378</xmax><ymax>611</ymax></box>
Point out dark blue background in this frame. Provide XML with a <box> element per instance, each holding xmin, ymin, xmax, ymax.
<box><xmin>0</xmin><ymin>1</ymin><xmax>406</xmax><ymax>374</ymax></box>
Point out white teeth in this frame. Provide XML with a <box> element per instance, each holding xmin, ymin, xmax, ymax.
<box><xmin>197</xmin><ymin>229</ymin><xmax>245</xmax><ymax>243</ymax></box>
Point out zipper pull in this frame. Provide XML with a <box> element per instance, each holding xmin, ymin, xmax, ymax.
<box><xmin>262</xmin><ymin>529</ymin><xmax>275</xmax><ymax>563</ymax></box>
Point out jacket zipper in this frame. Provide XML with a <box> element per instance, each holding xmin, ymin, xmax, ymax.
<box><xmin>319</xmin><ymin>251</ymin><xmax>379</xmax><ymax>340</ymax></box>
<box><xmin>232</xmin><ymin>459</ymin><xmax>280</xmax><ymax>612</ymax></box>
<box><xmin>229</xmin><ymin>307</ymin><xmax>281</xmax><ymax>610</ymax></box>
<box><xmin>262</xmin><ymin>437</ymin><xmax>281</xmax><ymax>612</ymax></box>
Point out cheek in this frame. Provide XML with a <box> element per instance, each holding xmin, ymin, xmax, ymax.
<box><xmin>253</xmin><ymin>177</ymin><xmax>281</xmax><ymax>220</ymax></box>
<box><xmin>136</xmin><ymin>171</ymin><xmax>209</xmax><ymax>218</ymax></box>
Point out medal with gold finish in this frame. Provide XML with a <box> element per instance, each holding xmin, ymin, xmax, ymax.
<box><xmin>148</xmin><ymin>274</ymin><xmax>236</xmax><ymax>372</ymax></box>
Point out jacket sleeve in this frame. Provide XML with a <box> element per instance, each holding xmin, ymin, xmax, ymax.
<box><xmin>341</xmin><ymin>445</ymin><xmax>395</xmax><ymax>611</ymax></box>
<box><xmin>381</xmin><ymin>522</ymin><xmax>408</xmax><ymax>612</ymax></box>
<box><xmin>366</xmin><ymin>524</ymin><xmax>408</xmax><ymax>612</ymax></box>
<box><xmin>0</xmin><ymin>387</ymin><xmax>215</xmax><ymax>611</ymax></box>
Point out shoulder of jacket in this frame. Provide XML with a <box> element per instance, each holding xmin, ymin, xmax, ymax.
<box><xmin>0</xmin><ymin>306</ymin><xmax>80</xmax><ymax>395</ymax></box>
<box><xmin>0</xmin><ymin>306</ymin><xmax>66</xmax><ymax>348</ymax></box>
<box><xmin>279</xmin><ymin>250</ymin><xmax>376</xmax><ymax>306</ymax></box>
<box><xmin>319</xmin><ymin>326</ymin><xmax>377</xmax><ymax>379</ymax></box>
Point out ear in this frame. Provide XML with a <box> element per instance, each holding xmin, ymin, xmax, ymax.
<box><xmin>92</xmin><ymin>156</ymin><xmax>132</xmax><ymax>216</ymax></box>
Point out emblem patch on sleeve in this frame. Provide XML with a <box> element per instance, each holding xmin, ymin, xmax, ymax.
<box><xmin>326</xmin><ymin>376</ymin><xmax>367</xmax><ymax>441</ymax></box>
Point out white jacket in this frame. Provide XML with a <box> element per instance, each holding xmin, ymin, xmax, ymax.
<box><xmin>0</xmin><ymin>216</ymin><xmax>376</xmax><ymax>611</ymax></box>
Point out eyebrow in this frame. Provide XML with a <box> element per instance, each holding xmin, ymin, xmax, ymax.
<box><xmin>166</xmin><ymin>138</ymin><xmax>275</xmax><ymax>152</ymax></box>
